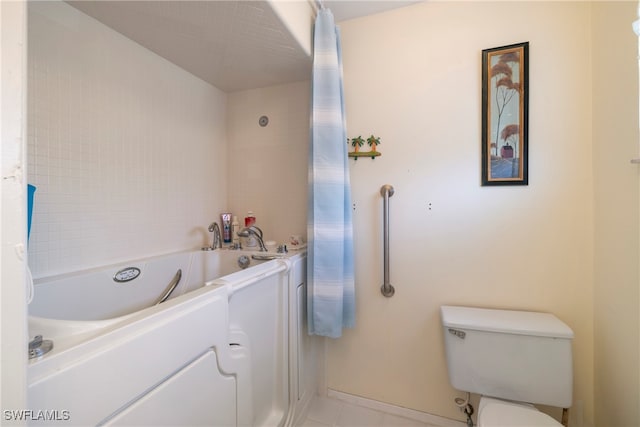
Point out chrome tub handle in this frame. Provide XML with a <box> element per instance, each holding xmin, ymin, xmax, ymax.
<box><xmin>154</xmin><ymin>269</ymin><xmax>182</xmax><ymax>305</ymax></box>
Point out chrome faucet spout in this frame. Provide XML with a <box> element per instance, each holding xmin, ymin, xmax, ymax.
<box><xmin>237</xmin><ymin>227</ymin><xmax>267</xmax><ymax>251</ymax></box>
<box><xmin>208</xmin><ymin>222</ymin><xmax>222</xmax><ymax>249</ymax></box>
<box><xmin>248</xmin><ymin>225</ymin><xmax>263</xmax><ymax>238</ymax></box>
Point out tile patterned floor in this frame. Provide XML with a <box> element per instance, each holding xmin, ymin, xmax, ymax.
<box><xmin>302</xmin><ymin>395</ymin><xmax>443</xmax><ymax>427</ymax></box>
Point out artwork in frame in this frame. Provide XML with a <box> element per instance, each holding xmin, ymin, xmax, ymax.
<box><xmin>481</xmin><ymin>42</ymin><xmax>529</xmax><ymax>186</ymax></box>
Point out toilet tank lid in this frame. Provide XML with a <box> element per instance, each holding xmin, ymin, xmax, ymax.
<box><xmin>441</xmin><ymin>306</ymin><xmax>574</xmax><ymax>339</ymax></box>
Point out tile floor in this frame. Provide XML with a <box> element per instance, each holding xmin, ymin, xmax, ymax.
<box><xmin>302</xmin><ymin>395</ymin><xmax>443</xmax><ymax>427</ymax></box>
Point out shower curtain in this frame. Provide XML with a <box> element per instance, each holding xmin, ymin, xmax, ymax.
<box><xmin>307</xmin><ymin>7</ymin><xmax>355</xmax><ymax>338</ymax></box>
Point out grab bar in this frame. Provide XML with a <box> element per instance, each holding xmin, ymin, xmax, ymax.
<box><xmin>380</xmin><ymin>185</ymin><xmax>395</xmax><ymax>297</ymax></box>
<box><xmin>154</xmin><ymin>269</ymin><xmax>182</xmax><ymax>305</ymax></box>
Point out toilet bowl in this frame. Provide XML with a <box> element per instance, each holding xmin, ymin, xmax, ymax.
<box><xmin>478</xmin><ymin>397</ymin><xmax>561</xmax><ymax>427</ymax></box>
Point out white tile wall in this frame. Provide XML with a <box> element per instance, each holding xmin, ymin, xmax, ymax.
<box><xmin>227</xmin><ymin>81</ymin><xmax>310</xmax><ymax>245</ymax></box>
<box><xmin>27</xmin><ymin>1</ymin><xmax>228</xmax><ymax>277</ymax></box>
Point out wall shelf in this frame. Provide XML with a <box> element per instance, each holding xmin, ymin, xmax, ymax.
<box><xmin>348</xmin><ymin>151</ymin><xmax>381</xmax><ymax>160</ymax></box>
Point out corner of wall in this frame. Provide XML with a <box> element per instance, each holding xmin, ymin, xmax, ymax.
<box><xmin>267</xmin><ymin>0</ymin><xmax>314</xmax><ymax>58</ymax></box>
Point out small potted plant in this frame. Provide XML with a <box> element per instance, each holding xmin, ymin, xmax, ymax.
<box><xmin>351</xmin><ymin>136</ymin><xmax>364</xmax><ymax>152</ymax></box>
<box><xmin>367</xmin><ymin>135</ymin><xmax>381</xmax><ymax>152</ymax></box>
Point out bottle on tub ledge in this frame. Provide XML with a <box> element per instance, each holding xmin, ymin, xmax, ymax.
<box><xmin>243</xmin><ymin>211</ymin><xmax>258</xmax><ymax>248</ymax></box>
<box><xmin>231</xmin><ymin>215</ymin><xmax>240</xmax><ymax>247</ymax></box>
<box><xmin>220</xmin><ymin>212</ymin><xmax>232</xmax><ymax>244</ymax></box>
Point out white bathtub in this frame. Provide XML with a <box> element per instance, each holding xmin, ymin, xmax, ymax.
<box><xmin>28</xmin><ymin>249</ymin><xmax>276</xmax><ymax>351</ymax></box>
<box><xmin>27</xmin><ymin>249</ymin><xmax>314</xmax><ymax>427</ymax></box>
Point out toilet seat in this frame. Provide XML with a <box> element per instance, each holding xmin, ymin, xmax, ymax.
<box><xmin>478</xmin><ymin>397</ymin><xmax>562</xmax><ymax>427</ymax></box>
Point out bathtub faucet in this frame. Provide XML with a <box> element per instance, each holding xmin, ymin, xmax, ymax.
<box><xmin>237</xmin><ymin>226</ymin><xmax>267</xmax><ymax>252</ymax></box>
<box><xmin>204</xmin><ymin>222</ymin><xmax>222</xmax><ymax>250</ymax></box>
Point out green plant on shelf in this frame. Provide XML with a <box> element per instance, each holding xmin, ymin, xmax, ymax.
<box><xmin>350</xmin><ymin>136</ymin><xmax>365</xmax><ymax>152</ymax></box>
<box><xmin>367</xmin><ymin>135</ymin><xmax>381</xmax><ymax>152</ymax></box>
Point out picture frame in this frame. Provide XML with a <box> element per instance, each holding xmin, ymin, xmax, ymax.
<box><xmin>481</xmin><ymin>42</ymin><xmax>529</xmax><ymax>186</ymax></box>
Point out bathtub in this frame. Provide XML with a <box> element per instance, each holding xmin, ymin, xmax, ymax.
<box><xmin>28</xmin><ymin>249</ymin><xmax>277</xmax><ymax>350</ymax></box>
<box><xmin>27</xmin><ymin>249</ymin><xmax>314</xmax><ymax>426</ymax></box>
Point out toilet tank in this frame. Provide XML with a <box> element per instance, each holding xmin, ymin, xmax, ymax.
<box><xmin>441</xmin><ymin>306</ymin><xmax>574</xmax><ymax>408</ymax></box>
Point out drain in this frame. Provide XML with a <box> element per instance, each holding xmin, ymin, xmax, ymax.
<box><xmin>29</xmin><ymin>335</ymin><xmax>53</xmax><ymax>360</ymax></box>
<box><xmin>237</xmin><ymin>255</ymin><xmax>250</xmax><ymax>269</ymax></box>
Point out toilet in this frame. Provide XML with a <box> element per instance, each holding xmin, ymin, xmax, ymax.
<box><xmin>440</xmin><ymin>305</ymin><xmax>574</xmax><ymax>426</ymax></box>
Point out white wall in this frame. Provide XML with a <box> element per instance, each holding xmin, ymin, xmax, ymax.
<box><xmin>27</xmin><ymin>1</ymin><xmax>228</xmax><ymax>278</ymax></box>
<box><xmin>1</xmin><ymin>0</ymin><xmax>28</xmax><ymax>416</ymax></box>
<box><xmin>329</xmin><ymin>2</ymin><xmax>596</xmax><ymax>425</ymax></box>
<box><xmin>592</xmin><ymin>3</ymin><xmax>640</xmax><ymax>426</ymax></box>
<box><xmin>226</xmin><ymin>82</ymin><xmax>310</xmax><ymax>245</ymax></box>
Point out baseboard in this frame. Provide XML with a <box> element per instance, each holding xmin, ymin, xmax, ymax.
<box><xmin>326</xmin><ymin>389</ymin><xmax>466</xmax><ymax>427</ymax></box>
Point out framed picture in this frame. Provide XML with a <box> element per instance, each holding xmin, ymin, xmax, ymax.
<box><xmin>481</xmin><ymin>42</ymin><xmax>529</xmax><ymax>186</ymax></box>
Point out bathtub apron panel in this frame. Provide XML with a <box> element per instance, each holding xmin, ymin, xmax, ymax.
<box><xmin>28</xmin><ymin>286</ymin><xmax>232</xmax><ymax>426</ymax></box>
<box><xmin>102</xmin><ymin>349</ymin><xmax>236</xmax><ymax>426</ymax></box>
<box><xmin>228</xmin><ymin>271</ymin><xmax>289</xmax><ymax>427</ymax></box>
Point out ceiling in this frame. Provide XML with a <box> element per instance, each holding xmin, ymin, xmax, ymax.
<box><xmin>67</xmin><ymin>1</ymin><xmax>419</xmax><ymax>93</ymax></box>
<box><xmin>327</xmin><ymin>1</ymin><xmax>420</xmax><ymax>22</ymax></box>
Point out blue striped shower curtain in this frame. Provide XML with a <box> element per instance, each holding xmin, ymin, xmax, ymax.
<box><xmin>307</xmin><ymin>8</ymin><xmax>355</xmax><ymax>338</ymax></box>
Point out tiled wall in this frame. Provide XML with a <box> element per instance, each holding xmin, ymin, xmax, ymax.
<box><xmin>226</xmin><ymin>82</ymin><xmax>310</xmax><ymax>246</ymax></box>
<box><xmin>27</xmin><ymin>2</ymin><xmax>228</xmax><ymax>277</ymax></box>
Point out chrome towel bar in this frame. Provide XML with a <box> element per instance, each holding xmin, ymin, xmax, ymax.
<box><xmin>380</xmin><ymin>184</ymin><xmax>395</xmax><ymax>297</ymax></box>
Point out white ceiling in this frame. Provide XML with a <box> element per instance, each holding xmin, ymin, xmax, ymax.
<box><xmin>67</xmin><ymin>1</ymin><xmax>419</xmax><ymax>93</ymax></box>
<box><xmin>327</xmin><ymin>1</ymin><xmax>420</xmax><ymax>22</ymax></box>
